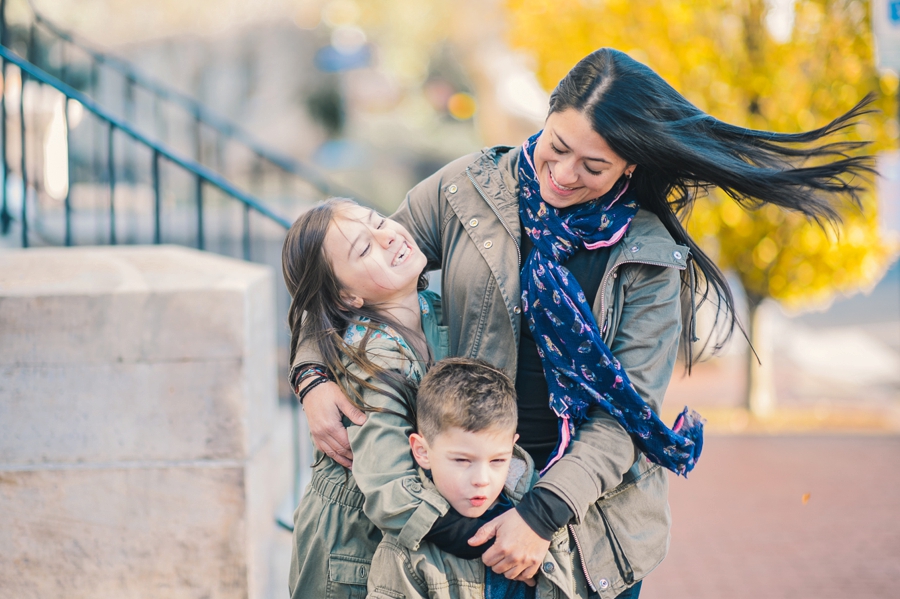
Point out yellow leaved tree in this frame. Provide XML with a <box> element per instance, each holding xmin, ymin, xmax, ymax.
<box><xmin>505</xmin><ymin>0</ymin><xmax>898</xmax><ymax>413</ymax></box>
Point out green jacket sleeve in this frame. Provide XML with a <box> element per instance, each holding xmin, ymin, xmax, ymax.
<box><xmin>533</xmin><ymin>261</ymin><xmax>682</xmax><ymax>523</ymax></box>
<box><xmin>344</xmin><ymin>341</ymin><xmax>451</xmax><ymax>551</ymax></box>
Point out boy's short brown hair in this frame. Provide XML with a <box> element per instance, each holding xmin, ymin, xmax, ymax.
<box><xmin>415</xmin><ymin>357</ymin><xmax>518</xmax><ymax>441</ymax></box>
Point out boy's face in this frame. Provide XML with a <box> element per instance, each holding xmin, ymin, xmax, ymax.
<box><xmin>409</xmin><ymin>426</ymin><xmax>518</xmax><ymax>518</ymax></box>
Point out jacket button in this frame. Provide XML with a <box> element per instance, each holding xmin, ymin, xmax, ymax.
<box><xmin>513</xmin><ymin>306</ymin><xmax>521</xmax><ymax>315</ymax></box>
<box><xmin>630</xmin><ymin>245</ymin><xmax>639</xmax><ymax>253</ymax></box>
<box><xmin>673</xmin><ymin>250</ymin><xmax>683</xmax><ymax>260</ymax></box>
<box><xmin>358</xmin><ymin>565</ymin><xmax>368</xmax><ymax>579</ymax></box>
<box><xmin>469</xmin><ymin>218</ymin><xmax>478</xmax><ymax>227</ymax></box>
<box><xmin>483</xmin><ymin>240</ymin><xmax>493</xmax><ymax>249</ymax></box>
<box><xmin>448</xmin><ymin>184</ymin><xmax>458</xmax><ymax>194</ymax></box>
<box><xmin>407</xmin><ymin>480</ymin><xmax>422</xmax><ymax>492</ymax></box>
<box><xmin>542</xmin><ymin>562</ymin><xmax>555</xmax><ymax>574</ymax></box>
<box><xmin>598</xmin><ymin>578</ymin><xmax>610</xmax><ymax>589</ymax></box>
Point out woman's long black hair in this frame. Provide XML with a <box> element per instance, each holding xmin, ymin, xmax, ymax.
<box><xmin>550</xmin><ymin>48</ymin><xmax>875</xmax><ymax>366</ymax></box>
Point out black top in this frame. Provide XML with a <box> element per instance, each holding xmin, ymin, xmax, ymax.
<box><xmin>424</xmin><ymin>492</ymin><xmax>514</xmax><ymax>559</ymax></box>
<box><xmin>514</xmin><ymin>230</ymin><xmax>611</xmax><ymax>471</ymax></box>
<box><xmin>426</xmin><ymin>219</ymin><xmax>614</xmax><ymax>550</ymax></box>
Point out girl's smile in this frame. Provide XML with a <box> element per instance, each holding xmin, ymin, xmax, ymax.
<box><xmin>323</xmin><ymin>205</ymin><xmax>427</xmax><ymax>309</ymax></box>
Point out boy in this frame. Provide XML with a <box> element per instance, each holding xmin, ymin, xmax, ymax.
<box><xmin>367</xmin><ymin>358</ymin><xmax>577</xmax><ymax>599</ymax></box>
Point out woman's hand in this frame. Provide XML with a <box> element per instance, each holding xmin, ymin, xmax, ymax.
<box><xmin>302</xmin><ymin>381</ymin><xmax>367</xmax><ymax>467</ymax></box>
<box><xmin>468</xmin><ymin>508</ymin><xmax>550</xmax><ymax>586</ymax></box>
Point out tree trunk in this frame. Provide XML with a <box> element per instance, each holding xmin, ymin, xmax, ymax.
<box><xmin>746</xmin><ymin>296</ymin><xmax>777</xmax><ymax>416</ymax></box>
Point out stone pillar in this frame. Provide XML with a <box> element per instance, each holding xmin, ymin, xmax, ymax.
<box><xmin>0</xmin><ymin>246</ymin><xmax>289</xmax><ymax>599</ymax></box>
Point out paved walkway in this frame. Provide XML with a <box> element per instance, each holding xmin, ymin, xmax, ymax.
<box><xmin>641</xmin><ymin>435</ymin><xmax>900</xmax><ymax>599</ymax></box>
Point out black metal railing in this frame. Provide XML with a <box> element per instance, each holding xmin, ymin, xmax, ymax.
<box><xmin>0</xmin><ymin>44</ymin><xmax>290</xmax><ymax>256</ymax></box>
<box><xmin>0</xmin><ymin>42</ymin><xmax>310</xmax><ymax>529</ymax></box>
<box><xmin>2</xmin><ymin>0</ymin><xmax>360</xmax><ymax>202</ymax></box>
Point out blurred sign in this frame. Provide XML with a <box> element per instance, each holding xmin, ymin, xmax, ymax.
<box><xmin>874</xmin><ymin>0</ymin><xmax>900</xmax><ymax>70</ymax></box>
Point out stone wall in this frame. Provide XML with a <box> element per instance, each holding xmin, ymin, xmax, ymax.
<box><xmin>0</xmin><ymin>245</ymin><xmax>291</xmax><ymax>599</ymax></box>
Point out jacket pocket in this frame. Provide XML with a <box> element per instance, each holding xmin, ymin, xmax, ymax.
<box><xmin>327</xmin><ymin>554</ymin><xmax>370</xmax><ymax>599</ymax></box>
<box><xmin>596</xmin><ymin>464</ymin><xmax>669</xmax><ymax>583</ymax></box>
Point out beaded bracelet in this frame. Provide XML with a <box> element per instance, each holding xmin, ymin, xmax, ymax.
<box><xmin>297</xmin><ymin>375</ymin><xmax>332</xmax><ymax>404</ymax></box>
<box><xmin>292</xmin><ymin>364</ymin><xmax>334</xmax><ymax>404</ymax></box>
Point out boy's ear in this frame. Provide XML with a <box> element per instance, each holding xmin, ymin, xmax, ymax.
<box><xmin>338</xmin><ymin>291</ymin><xmax>364</xmax><ymax>310</ymax></box>
<box><xmin>513</xmin><ymin>433</ymin><xmax>520</xmax><ymax>445</ymax></box>
<box><xmin>409</xmin><ymin>433</ymin><xmax>431</xmax><ymax>469</ymax></box>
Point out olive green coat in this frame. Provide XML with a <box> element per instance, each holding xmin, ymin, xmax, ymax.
<box><xmin>289</xmin><ymin>291</ymin><xmax>450</xmax><ymax>599</ymax></box>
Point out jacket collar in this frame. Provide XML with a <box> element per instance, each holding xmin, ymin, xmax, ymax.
<box><xmin>470</xmin><ymin>144</ymin><xmax>689</xmax><ymax>270</ymax></box>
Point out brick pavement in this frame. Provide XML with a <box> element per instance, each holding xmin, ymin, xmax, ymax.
<box><xmin>641</xmin><ymin>435</ymin><xmax>900</xmax><ymax>599</ymax></box>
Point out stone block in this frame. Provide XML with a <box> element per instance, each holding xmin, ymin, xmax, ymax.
<box><xmin>0</xmin><ymin>245</ymin><xmax>288</xmax><ymax>599</ymax></box>
<box><xmin>0</xmin><ymin>466</ymin><xmax>248</xmax><ymax>599</ymax></box>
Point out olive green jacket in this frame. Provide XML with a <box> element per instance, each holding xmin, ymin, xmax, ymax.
<box><xmin>289</xmin><ymin>291</ymin><xmax>450</xmax><ymax>599</ymax></box>
<box><xmin>294</xmin><ymin>145</ymin><xmax>689</xmax><ymax>598</ymax></box>
<box><xmin>367</xmin><ymin>446</ymin><xmax>578</xmax><ymax>599</ymax></box>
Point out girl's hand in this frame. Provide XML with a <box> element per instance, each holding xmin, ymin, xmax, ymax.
<box><xmin>468</xmin><ymin>509</ymin><xmax>550</xmax><ymax>585</ymax></box>
<box><xmin>303</xmin><ymin>381</ymin><xmax>367</xmax><ymax>467</ymax></box>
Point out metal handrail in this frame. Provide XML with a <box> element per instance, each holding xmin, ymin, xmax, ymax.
<box><xmin>0</xmin><ymin>42</ymin><xmax>311</xmax><ymax>526</ymax></box>
<box><xmin>0</xmin><ymin>44</ymin><xmax>291</xmax><ymax>251</ymax></box>
<box><xmin>21</xmin><ymin>0</ymin><xmax>360</xmax><ymax>200</ymax></box>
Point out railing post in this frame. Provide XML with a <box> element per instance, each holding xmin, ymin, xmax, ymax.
<box><xmin>195</xmin><ymin>174</ymin><xmax>204</xmax><ymax>251</ymax></box>
<box><xmin>242</xmin><ymin>203</ymin><xmax>250</xmax><ymax>261</ymax></box>
<box><xmin>108</xmin><ymin>122</ymin><xmax>116</xmax><ymax>245</ymax></box>
<box><xmin>27</xmin><ymin>21</ymin><xmax>36</xmax><ymax>66</ymax></box>
<box><xmin>19</xmin><ymin>67</ymin><xmax>27</xmax><ymax>247</ymax></box>
<box><xmin>64</xmin><ymin>97</ymin><xmax>72</xmax><ymax>246</ymax></box>
<box><xmin>0</xmin><ymin>60</ymin><xmax>9</xmax><ymax>236</ymax></box>
<box><xmin>152</xmin><ymin>149</ymin><xmax>160</xmax><ymax>244</ymax></box>
<box><xmin>124</xmin><ymin>76</ymin><xmax>134</xmax><ymax>183</ymax></box>
<box><xmin>0</xmin><ymin>0</ymin><xmax>8</xmax><ymax>236</ymax></box>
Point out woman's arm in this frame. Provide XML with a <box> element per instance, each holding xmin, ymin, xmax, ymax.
<box><xmin>471</xmin><ymin>261</ymin><xmax>682</xmax><ymax>582</ymax></box>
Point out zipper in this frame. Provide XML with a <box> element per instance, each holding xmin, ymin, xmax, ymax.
<box><xmin>465</xmin><ymin>168</ymin><xmax>521</xmax><ymax>267</ymax></box>
<box><xmin>597</xmin><ymin>258</ymin><xmax>686</xmax><ymax>335</ymax></box>
<box><xmin>568</xmin><ymin>523</ymin><xmax>597</xmax><ymax>593</ymax></box>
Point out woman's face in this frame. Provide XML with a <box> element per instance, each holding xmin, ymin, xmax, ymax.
<box><xmin>323</xmin><ymin>205</ymin><xmax>427</xmax><ymax>308</ymax></box>
<box><xmin>533</xmin><ymin>109</ymin><xmax>635</xmax><ymax>209</ymax></box>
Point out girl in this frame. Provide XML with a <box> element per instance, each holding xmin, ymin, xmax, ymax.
<box><xmin>282</xmin><ymin>198</ymin><xmax>450</xmax><ymax>598</ymax></box>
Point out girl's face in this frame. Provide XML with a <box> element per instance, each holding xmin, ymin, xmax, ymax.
<box><xmin>533</xmin><ymin>108</ymin><xmax>635</xmax><ymax>210</ymax></box>
<box><xmin>323</xmin><ymin>205</ymin><xmax>427</xmax><ymax>308</ymax></box>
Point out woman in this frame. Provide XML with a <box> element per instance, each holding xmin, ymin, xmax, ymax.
<box><xmin>296</xmin><ymin>48</ymin><xmax>872</xmax><ymax>597</ymax></box>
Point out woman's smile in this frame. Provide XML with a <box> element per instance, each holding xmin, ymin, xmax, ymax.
<box><xmin>534</xmin><ymin>108</ymin><xmax>635</xmax><ymax>209</ymax></box>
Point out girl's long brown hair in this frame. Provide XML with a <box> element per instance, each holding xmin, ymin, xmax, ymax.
<box><xmin>282</xmin><ymin>198</ymin><xmax>429</xmax><ymax>426</ymax></box>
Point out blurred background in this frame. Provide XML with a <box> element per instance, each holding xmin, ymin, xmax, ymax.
<box><xmin>0</xmin><ymin>0</ymin><xmax>898</xmax><ymax>597</ymax></box>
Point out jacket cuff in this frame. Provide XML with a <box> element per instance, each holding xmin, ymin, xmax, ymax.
<box><xmin>396</xmin><ymin>482</ymin><xmax>449</xmax><ymax>551</ymax></box>
<box><xmin>533</xmin><ymin>459</ymin><xmax>602</xmax><ymax>524</ymax></box>
<box><xmin>397</xmin><ymin>494</ymin><xmax>449</xmax><ymax>551</ymax></box>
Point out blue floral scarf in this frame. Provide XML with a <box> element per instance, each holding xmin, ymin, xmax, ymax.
<box><xmin>519</xmin><ymin>132</ymin><xmax>703</xmax><ymax>476</ymax></box>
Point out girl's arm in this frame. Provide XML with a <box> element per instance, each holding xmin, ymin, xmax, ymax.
<box><xmin>344</xmin><ymin>341</ymin><xmax>450</xmax><ymax>550</ymax></box>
